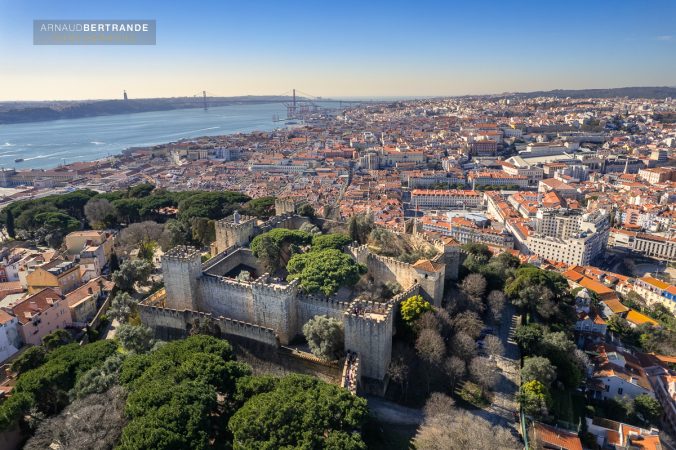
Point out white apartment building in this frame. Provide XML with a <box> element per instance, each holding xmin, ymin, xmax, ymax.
<box><xmin>0</xmin><ymin>310</ymin><xmax>21</xmax><ymax>363</ymax></box>
<box><xmin>410</xmin><ymin>189</ymin><xmax>483</xmax><ymax>209</ymax></box>
<box><xmin>525</xmin><ymin>209</ymin><xmax>609</xmax><ymax>265</ymax></box>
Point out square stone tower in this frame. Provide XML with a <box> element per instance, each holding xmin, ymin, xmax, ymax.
<box><xmin>162</xmin><ymin>245</ymin><xmax>202</xmax><ymax>311</ymax></box>
<box><xmin>214</xmin><ymin>212</ymin><xmax>256</xmax><ymax>254</ymax></box>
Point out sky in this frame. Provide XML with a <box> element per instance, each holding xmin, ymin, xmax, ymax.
<box><xmin>1</xmin><ymin>0</ymin><xmax>675</xmax><ymax>101</ymax></box>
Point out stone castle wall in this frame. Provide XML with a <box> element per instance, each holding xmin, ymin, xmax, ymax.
<box><xmin>343</xmin><ymin>300</ymin><xmax>395</xmax><ymax>380</ymax></box>
<box><xmin>296</xmin><ymin>294</ymin><xmax>350</xmax><ymax>329</ymax></box>
<box><xmin>203</xmin><ymin>248</ymin><xmax>262</xmax><ymax>277</ymax></box>
<box><xmin>139</xmin><ymin>304</ymin><xmax>279</xmax><ymax>347</ymax></box>
<box><xmin>197</xmin><ymin>274</ymin><xmax>254</xmax><ymax>323</ymax></box>
<box><xmin>348</xmin><ymin>244</ymin><xmax>443</xmax><ymax>304</ymax></box>
<box><xmin>349</xmin><ymin>244</ymin><xmax>417</xmax><ymax>288</ymax></box>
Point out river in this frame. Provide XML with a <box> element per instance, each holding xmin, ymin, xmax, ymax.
<box><xmin>0</xmin><ymin>102</ymin><xmax>299</xmax><ymax>170</ymax></box>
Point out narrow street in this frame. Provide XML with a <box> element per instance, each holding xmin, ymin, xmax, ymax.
<box><xmin>479</xmin><ymin>303</ymin><xmax>521</xmax><ymax>432</ymax></box>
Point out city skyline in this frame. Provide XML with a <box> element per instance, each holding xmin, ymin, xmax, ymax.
<box><xmin>1</xmin><ymin>0</ymin><xmax>675</xmax><ymax>101</ymax></box>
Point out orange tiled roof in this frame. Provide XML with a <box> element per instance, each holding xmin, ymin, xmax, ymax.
<box><xmin>626</xmin><ymin>310</ymin><xmax>660</xmax><ymax>327</ymax></box>
<box><xmin>532</xmin><ymin>422</ymin><xmax>583</xmax><ymax>450</ymax></box>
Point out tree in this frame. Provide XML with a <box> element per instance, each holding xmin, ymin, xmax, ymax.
<box><xmin>286</xmin><ymin>249</ymin><xmax>366</xmax><ymax>296</ymax></box>
<box><xmin>521</xmin><ymin>356</ymin><xmax>557</xmax><ymax>386</ymax></box>
<box><xmin>117</xmin><ymin>335</ymin><xmax>244</xmax><ymax>449</ymax></box>
<box><xmin>302</xmin><ymin>315</ymin><xmax>344</xmax><ymax>360</ymax></box>
<box><xmin>519</xmin><ymin>380</ymin><xmax>550</xmax><ymax>417</ymax></box>
<box><xmin>176</xmin><ymin>191</ymin><xmax>250</xmax><ymax>222</ymax></box>
<box><xmin>634</xmin><ymin>394</ymin><xmax>663</xmax><ymax>427</ymax></box>
<box><xmin>24</xmin><ymin>386</ymin><xmax>127</xmax><ymax>450</ymax></box>
<box><xmin>387</xmin><ymin>355</ymin><xmax>410</xmax><ymax>399</ymax></box>
<box><xmin>483</xmin><ymin>334</ymin><xmax>504</xmax><ymax>357</ymax></box>
<box><xmin>450</xmin><ymin>310</ymin><xmax>484</xmax><ymax>339</ymax></box>
<box><xmin>5</xmin><ymin>209</ymin><xmax>15</xmax><ymax>238</ymax></box>
<box><xmin>348</xmin><ymin>213</ymin><xmax>374</xmax><ymax>245</ymax></box>
<box><xmin>311</xmin><ymin>233</ymin><xmax>352</xmax><ymax>251</ymax></box>
<box><xmin>416</xmin><ymin>311</ymin><xmax>441</xmax><ymax>333</ymax></box>
<box><xmin>414</xmin><ymin>409</ymin><xmax>519</xmax><ymax>450</ymax></box>
<box><xmin>70</xmin><ymin>354</ymin><xmax>124</xmax><ymax>400</ymax></box>
<box><xmin>2</xmin><ymin>341</ymin><xmax>117</xmax><ymax>425</ymax></box>
<box><xmin>607</xmin><ymin>314</ymin><xmax>634</xmax><ymax>336</ymax></box>
<box><xmin>112</xmin><ymin>259</ymin><xmax>153</xmax><ymax>292</ymax></box>
<box><xmin>443</xmin><ymin>356</ymin><xmax>465</xmax><ymax>389</ymax></box>
<box><xmin>460</xmin><ymin>273</ymin><xmax>487</xmax><ymax>303</ymax></box>
<box><xmin>85</xmin><ymin>198</ymin><xmax>118</xmax><ymax>229</ymax></box>
<box><xmin>228</xmin><ymin>374</ymin><xmax>368</xmax><ymax>450</ymax></box>
<box><xmin>10</xmin><ymin>346</ymin><xmax>47</xmax><ymax>375</ymax></box>
<box><xmin>451</xmin><ymin>332</ymin><xmax>476</xmax><ymax>362</ymax></box>
<box><xmin>400</xmin><ymin>295</ymin><xmax>432</xmax><ymax>324</ymax></box>
<box><xmin>416</xmin><ymin>329</ymin><xmax>446</xmax><ymax>366</ymax></box>
<box><xmin>241</xmin><ymin>196</ymin><xmax>276</xmax><ymax>219</ymax></box>
<box><xmin>487</xmin><ymin>290</ymin><xmax>506</xmax><ymax>324</ymax></box>
<box><xmin>117</xmin><ymin>325</ymin><xmax>154</xmax><ymax>354</ymax></box>
<box><xmin>469</xmin><ymin>357</ymin><xmax>499</xmax><ymax>395</ymax></box>
<box><xmin>297</xmin><ymin>203</ymin><xmax>315</xmax><ymax>218</ymax></box>
<box><xmin>191</xmin><ymin>217</ymin><xmax>215</xmax><ymax>246</ymax></box>
<box><xmin>118</xmin><ymin>221</ymin><xmax>164</xmax><ymax>254</ymax></box>
<box><xmin>514</xmin><ymin>324</ymin><xmax>545</xmax><ymax>355</ymax></box>
<box><xmin>108</xmin><ymin>292</ymin><xmax>136</xmax><ymax>324</ymax></box>
<box><xmin>623</xmin><ymin>291</ymin><xmax>646</xmax><ymax>310</ymax></box>
<box><xmin>423</xmin><ymin>392</ymin><xmax>455</xmax><ymax>419</ymax></box>
<box><xmin>41</xmin><ymin>329</ymin><xmax>72</xmax><ymax>351</ymax></box>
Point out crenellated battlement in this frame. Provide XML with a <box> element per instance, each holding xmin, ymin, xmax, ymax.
<box><xmin>216</xmin><ymin>214</ymin><xmax>256</xmax><ymax>229</ymax></box>
<box><xmin>164</xmin><ymin>245</ymin><xmax>201</xmax><ymax>261</ymax></box>
<box><xmin>390</xmin><ymin>284</ymin><xmax>421</xmax><ymax>305</ymax></box>
<box><xmin>297</xmin><ymin>293</ymin><xmax>351</xmax><ymax>312</ymax></box>
<box><xmin>251</xmin><ymin>276</ymin><xmax>299</xmax><ymax>294</ymax></box>
<box><xmin>139</xmin><ymin>302</ymin><xmax>280</xmax><ymax>347</ymax></box>
<box><xmin>201</xmin><ymin>273</ymin><xmax>252</xmax><ymax>290</ymax></box>
<box><xmin>344</xmin><ymin>299</ymin><xmax>394</xmax><ymax>324</ymax></box>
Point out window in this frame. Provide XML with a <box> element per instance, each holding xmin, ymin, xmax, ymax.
<box><xmin>618</xmin><ymin>388</ymin><xmax>623</xmax><ymax>395</ymax></box>
<box><xmin>605</xmin><ymin>385</ymin><xmax>610</xmax><ymax>392</ymax></box>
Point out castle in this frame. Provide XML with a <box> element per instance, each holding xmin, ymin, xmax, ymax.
<box><xmin>140</xmin><ymin>198</ymin><xmax>461</xmax><ymax>388</ymax></box>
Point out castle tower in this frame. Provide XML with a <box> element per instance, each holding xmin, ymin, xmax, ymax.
<box><xmin>251</xmin><ymin>278</ymin><xmax>299</xmax><ymax>345</ymax></box>
<box><xmin>162</xmin><ymin>246</ymin><xmax>202</xmax><ymax>311</ymax></box>
<box><xmin>214</xmin><ymin>214</ymin><xmax>256</xmax><ymax>255</ymax></box>
<box><xmin>274</xmin><ymin>198</ymin><xmax>297</xmax><ymax>216</ymax></box>
<box><xmin>343</xmin><ymin>300</ymin><xmax>394</xmax><ymax>382</ymax></box>
<box><xmin>411</xmin><ymin>259</ymin><xmax>445</xmax><ymax>307</ymax></box>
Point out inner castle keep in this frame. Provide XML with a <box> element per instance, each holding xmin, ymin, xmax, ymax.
<box><xmin>140</xmin><ymin>201</ymin><xmax>461</xmax><ymax>386</ymax></box>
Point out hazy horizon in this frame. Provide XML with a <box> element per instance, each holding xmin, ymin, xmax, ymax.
<box><xmin>3</xmin><ymin>85</ymin><xmax>676</xmax><ymax>104</ymax></box>
<box><xmin>1</xmin><ymin>0</ymin><xmax>675</xmax><ymax>101</ymax></box>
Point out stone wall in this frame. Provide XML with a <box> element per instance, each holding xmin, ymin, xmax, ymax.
<box><xmin>348</xmin><ymin>244</ymin><xmax>417</xmax><ymax>289</ymax></box>
<box><xmin>251</xmin><ymin>279</ymin><xmax>299</xmax><ymax>345</ymax></box>
<box><xmin>203</xmin><ymin>248</ymin><xmax>262</xmax><ymax>277</ymax></box>
<box><xmin>296</xmin><ymin>294</ymin><xmax>349</xmax><ymax>330</ymax></box>
<box><xmin>214</xmin><ymin>215</ymin><xmax>256</xmax><ymax>254</ymax></box>
<box><xmin>348</xmin><ymin>244</ymin><xmax>444</xmax><ymax>304</ymax></box>
<box><xmin>343</xmin><ymin>300</ymin><xmax>395</xmax><ymax>381</ymax></box>
<box><xmin>197</xmin><ymin>274</ymin><xmax>254</xmax><ymax>323</ymax></box>
<box><xmin>139</xmin><ymin>304</ymin><xmax>280</xmax><ymax>347</ymax></box>
<box><xmin>162</xmin><ymin>246</ymin><xmax>202</xmax><ymax>310</ymax></box>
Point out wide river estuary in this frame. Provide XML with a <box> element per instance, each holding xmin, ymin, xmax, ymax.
<box><xmin>0</xmin><ymin>102</ymin><xmax>298</xmax><ymax>169</ymax></box>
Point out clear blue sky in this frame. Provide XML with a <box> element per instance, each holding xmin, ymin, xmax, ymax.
<box><xmin>1</xmin><ymin>0</ymin><xmax>675</xmax><ymax>100</ymax></box>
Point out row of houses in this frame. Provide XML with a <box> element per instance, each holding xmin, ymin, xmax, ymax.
<box><xmin>0</xmin><ymin>230</ymin><xmax>116</xmax><ymax>362</ymax></box>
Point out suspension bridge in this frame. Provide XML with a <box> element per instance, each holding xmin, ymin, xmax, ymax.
<box><xmin>130</xmin><ymin>88</ymin><xmax>377</xmax><ymax>121</ymax></box>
